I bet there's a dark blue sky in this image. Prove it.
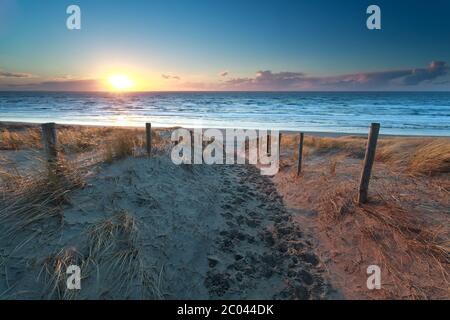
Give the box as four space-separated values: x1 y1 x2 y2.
0 0 449 91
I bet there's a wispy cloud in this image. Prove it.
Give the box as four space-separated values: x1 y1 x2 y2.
0 70 34 78
402 61 448 85
219 71 229 77
49 75 75 81
3 78 103 91
162 74 180 80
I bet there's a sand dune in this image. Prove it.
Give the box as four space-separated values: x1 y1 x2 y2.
0 123 448 299
0 149 333 299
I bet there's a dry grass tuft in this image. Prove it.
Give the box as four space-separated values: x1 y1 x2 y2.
32 211 163 300
58 127 112 154
113 130 142 159
0 157 85 240
39 248 85 300
318 182 355 222
305 136 367 158
0 128 42 150
407 139 450 175
103 129 148 163
87 211 139 258
317 182 450 299
85 211 164 299
328 155 346 176
377 138 450 176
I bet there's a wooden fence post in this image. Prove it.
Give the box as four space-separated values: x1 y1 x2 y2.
267 132 271 155
145 123 152 157
358 123 380 204
297 132 304 176
41 122 58 176
279 132 282 157
190 129 194 164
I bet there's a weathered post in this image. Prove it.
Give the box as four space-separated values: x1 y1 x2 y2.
279 132 282 157
256 135 260 153
190 129 194 164
358 123 380 204
297 132 304 176
41 122 59 177
145 123 152 157
267 132 271 155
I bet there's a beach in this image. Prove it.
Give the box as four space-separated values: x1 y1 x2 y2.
1 0 450 308
0 122 448 299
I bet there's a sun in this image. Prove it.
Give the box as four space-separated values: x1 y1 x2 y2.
108 75 134 91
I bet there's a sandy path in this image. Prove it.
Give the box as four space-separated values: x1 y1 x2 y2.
205 164 334 299
1 154 335 299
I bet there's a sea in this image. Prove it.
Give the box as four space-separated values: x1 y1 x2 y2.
0 91 449 136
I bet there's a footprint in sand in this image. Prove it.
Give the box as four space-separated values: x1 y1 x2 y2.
205 164 332 300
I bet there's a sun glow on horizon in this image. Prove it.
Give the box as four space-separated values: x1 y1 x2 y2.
107 74 134 91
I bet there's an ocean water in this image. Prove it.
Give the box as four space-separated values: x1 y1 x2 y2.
0 91 449 136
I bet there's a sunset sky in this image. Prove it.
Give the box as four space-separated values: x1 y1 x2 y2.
0 0 449 91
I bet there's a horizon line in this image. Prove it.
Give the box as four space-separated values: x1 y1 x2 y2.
1 90 450 94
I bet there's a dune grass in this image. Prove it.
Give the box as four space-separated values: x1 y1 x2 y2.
39 248 85 300
317 180 449 299
103 129 144 163
0 155 163 299
1 125 166 166
0 126 111 153
305 135 367 158
85 211 164 299
0 156 84 239
377 138 450 175
0 155 87 299
0 128 42 150
282 133 450 176
58 127 113 154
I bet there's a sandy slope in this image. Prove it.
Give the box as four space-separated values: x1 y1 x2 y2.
2 123 448 299
0 154 337 299
272 144 450 299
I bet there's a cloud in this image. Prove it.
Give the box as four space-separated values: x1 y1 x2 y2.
49 75 75 81
2 79 104 91
1 61 447 91
220 70 311 90
161 74 180 80
402 61 449 85
0 70 34 78
223 71 307 90
217 61 449 90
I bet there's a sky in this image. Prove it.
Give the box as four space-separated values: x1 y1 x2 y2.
0 0 449 91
